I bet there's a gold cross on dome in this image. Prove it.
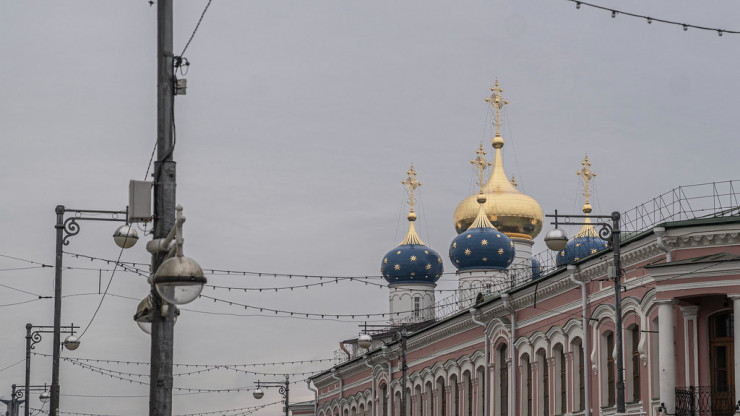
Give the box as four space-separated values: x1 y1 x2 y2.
576 154 597 204
485 80 509 137
470 144 491 190
402 164 422 212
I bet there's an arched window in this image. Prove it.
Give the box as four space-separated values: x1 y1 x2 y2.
449 375 459 416
606 332 616 407
476 366 485 416
522 354 532 416
552 345 566 415
574 338 584 411
381 384 388 416
437 378 446 416
426 382 434 416
631 325 641 402
467 373 473 416
537 349 549 416
416 385 423 416
499 345 508 416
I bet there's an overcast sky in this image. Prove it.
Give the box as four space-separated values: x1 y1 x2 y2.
1 1 738 415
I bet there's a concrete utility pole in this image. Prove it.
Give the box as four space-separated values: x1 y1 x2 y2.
150 1 177 415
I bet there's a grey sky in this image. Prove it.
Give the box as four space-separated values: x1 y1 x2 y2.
1 1 738 415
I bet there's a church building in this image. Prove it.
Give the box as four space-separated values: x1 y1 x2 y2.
302 81 740 416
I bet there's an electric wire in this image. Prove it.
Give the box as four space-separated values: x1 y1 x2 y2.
0 282 49 298
0 253 53 267
566 0 739 36
0 358 25 373
179 0 213 57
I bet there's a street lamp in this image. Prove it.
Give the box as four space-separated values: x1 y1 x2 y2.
8 384 51 416
133 294 180 334
544 209 625 413
52 206 137 416
360 326 409 416
24 323 78 416
252 376 290 416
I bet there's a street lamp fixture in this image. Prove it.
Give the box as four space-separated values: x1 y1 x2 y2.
359 326 409 416
39 391 50 404
24 323 78 416
134 294 180 334
545 209 625 413
52 206 136 416
149 206 205 305
357 333 373 350
113 224 139 249
252 376 290 416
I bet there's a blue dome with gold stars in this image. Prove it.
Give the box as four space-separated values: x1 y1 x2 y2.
449 194 515 271
381 211 443 285
555 231 609 267
557 155 609 267
531 257 543 280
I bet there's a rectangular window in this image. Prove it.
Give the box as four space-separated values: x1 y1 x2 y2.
543 356 550 416
500 347 508 416
414 297 420 318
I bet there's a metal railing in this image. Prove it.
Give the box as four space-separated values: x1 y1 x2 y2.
675 385 736 416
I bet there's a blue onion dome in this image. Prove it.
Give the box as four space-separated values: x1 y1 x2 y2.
449 194 515 271
381 210 443 285
556 205 609 267
531 257 543 280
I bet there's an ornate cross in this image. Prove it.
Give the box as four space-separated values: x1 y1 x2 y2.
470 144 491 190
485 80 509 137
402 164 422 212
576 154 597 204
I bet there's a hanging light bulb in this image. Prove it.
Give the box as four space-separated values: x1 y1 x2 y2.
611 10 616 18
647 17 652 24
575 1 581 9
683 24 688 31
718 30 724 37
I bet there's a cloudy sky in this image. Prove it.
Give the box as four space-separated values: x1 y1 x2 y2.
1 0 738 415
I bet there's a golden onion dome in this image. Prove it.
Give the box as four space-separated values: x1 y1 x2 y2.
453 136 544 239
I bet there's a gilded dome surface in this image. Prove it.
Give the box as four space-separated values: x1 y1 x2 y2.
453 141 544 239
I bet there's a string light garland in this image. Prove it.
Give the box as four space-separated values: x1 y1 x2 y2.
33 352 336 368
56 356 322 378
198 289 464 321
30 401 279 416
567 0 739 36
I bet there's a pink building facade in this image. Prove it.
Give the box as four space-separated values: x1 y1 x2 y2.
310 215 740 416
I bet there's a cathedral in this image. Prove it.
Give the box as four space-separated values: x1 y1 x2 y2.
297 81 740 416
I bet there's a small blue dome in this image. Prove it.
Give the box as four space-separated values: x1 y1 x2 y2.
556 229 609 267
381 244 443 285
531 257 543 280
381 211 443 285
449 194 515 271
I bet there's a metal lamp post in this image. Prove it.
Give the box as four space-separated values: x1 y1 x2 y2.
253 375 290 416
544 210 624 413
24 323 78 416
359 326 409 416
9 384 51 416
52 207 137 416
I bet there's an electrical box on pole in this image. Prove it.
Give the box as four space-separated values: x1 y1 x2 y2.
128 180 153 223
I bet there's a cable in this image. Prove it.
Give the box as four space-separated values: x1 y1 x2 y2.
567 0 739 36
144 140 157 180
0 298 48 308
0 358 25 373
0 253 53 267
77 244 129 339
0 282 49 298
179 0 213 57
